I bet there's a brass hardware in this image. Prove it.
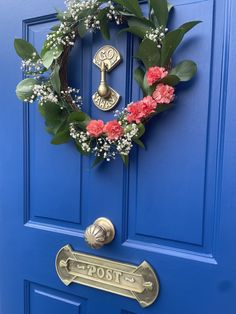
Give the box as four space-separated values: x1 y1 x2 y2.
97 62 111 98
56 245 160 308
84 217 115 249
93 45 121 111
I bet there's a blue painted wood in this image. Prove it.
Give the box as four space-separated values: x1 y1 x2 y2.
0 0 236 313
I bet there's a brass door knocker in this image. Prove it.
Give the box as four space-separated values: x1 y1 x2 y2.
93 45 121 111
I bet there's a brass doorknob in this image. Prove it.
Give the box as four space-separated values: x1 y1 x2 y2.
84 218 115 249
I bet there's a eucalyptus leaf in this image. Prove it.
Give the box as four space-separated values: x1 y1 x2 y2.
169 60 197 81
112 0 143 18
14 39 40 61
16 78 38 101
50 64 61 94
150 0 168 27
41 43 63 69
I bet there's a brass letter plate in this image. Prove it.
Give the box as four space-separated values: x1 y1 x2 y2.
56 245 159 308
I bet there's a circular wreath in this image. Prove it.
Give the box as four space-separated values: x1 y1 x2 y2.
14 0 200 166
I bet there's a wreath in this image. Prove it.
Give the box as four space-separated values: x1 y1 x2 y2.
14 0 200 166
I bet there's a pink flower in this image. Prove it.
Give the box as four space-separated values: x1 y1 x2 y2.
86 120 104 137
146 67 168 86
139 96 157 117
126 96 157 124
126 101 143 124
153 84 175 104
104 120 124 141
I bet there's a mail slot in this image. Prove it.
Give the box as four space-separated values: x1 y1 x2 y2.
56 245 160 308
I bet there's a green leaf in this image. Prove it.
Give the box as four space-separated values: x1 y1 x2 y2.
150 0 168 27
16 78 38 101
112 0 143 18
51 129 70 145
99 10 110 40
169 60 197 82
133 138 145 149
160 74 180 86
40 101 68 135
168 2 174 12
120 26 145 39
78 22 87 38
135 123 145 139
143 74 156 96
68 111 91 130
51 64 61 94
51 24 60 31
161 21 201 66
14 39 40 61
120 154 129 167
41 43 63 69
136 39 160 69
134 67 145 93
121 17 153 38
92 156 104 167
155 104 173 115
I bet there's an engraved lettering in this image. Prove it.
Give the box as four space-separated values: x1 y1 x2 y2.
97 267 105 279
113 271 122 284
87 265 96 276
105 269 113 281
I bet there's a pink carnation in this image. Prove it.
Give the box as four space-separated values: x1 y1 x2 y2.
146 67 168 86
86 120 104 137
126 101 143 124
126 96 157 124
153 84 175 104
139 96 157 117
104 120 124 141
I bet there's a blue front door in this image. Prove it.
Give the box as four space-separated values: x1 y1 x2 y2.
1 0 236 313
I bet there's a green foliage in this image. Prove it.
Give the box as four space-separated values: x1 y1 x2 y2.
149 0 169 27
51 129 70 145
161 21 201 66
169 60 197 81
134 67 145 93
38 101 68 135
120 154 129 167
160 75 180 86
112 0 143 18
98 8 110 40
136 39 160 69
14 0 200 163
50 64 61 94
68 111 90 130
78 22 87 38
41 43 64 69
92 155 104 167
16 78 38 101
14 39 40 61
122 17 154 38
133 138 145 149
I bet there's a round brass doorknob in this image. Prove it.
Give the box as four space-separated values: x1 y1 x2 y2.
84 218 115 249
